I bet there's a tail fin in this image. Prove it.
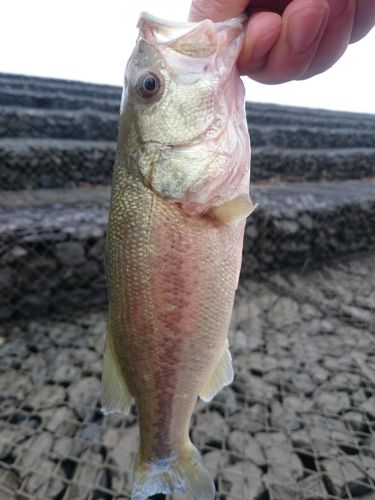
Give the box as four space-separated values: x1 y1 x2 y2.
131 444 215 500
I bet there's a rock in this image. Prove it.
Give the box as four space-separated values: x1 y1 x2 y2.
51 362 80 385
52 436 74 456
292 373 316 395
78 423 102 442
192 412 229 447
231 318 263 354
298 473 327 499
0 370 31 400
0 338 28 359
228 431 265 466
270 401 301 432
328 372 361 391
267 297 300 329
300 303 321 320
209 387 237 415
56 241 85 265
361 396 375 418
222 461 264 500
47 323 86 348
343 410 366 431
18 432 54 472
233 373 278 402
42 405 78 436
71 448 103 497
227 404 266 434
247 352 279 374
341 304 372 325
202 450 229 480
106 425 139 491
321 458 366 497
263 471 299 499
0 469 20 497
68 376 101 419
291 429 311 449
313 391 351 414
26 384 66 410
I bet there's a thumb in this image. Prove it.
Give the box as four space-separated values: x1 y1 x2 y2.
189 0 249 22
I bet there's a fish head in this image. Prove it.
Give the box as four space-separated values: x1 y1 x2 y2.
120 13 250 211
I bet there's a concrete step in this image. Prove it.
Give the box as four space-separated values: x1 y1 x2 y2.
0 107 117 141
0 179 374 319
0 72 121 100
2 107 375 149
1 138 375 189
0 89 119 113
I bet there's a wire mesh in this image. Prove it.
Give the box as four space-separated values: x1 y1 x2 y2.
0 73 375 499
0 253 375 499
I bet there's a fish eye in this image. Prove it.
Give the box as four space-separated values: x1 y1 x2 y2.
135 71 162 100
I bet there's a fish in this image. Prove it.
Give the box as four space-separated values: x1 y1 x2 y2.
102 11 256 500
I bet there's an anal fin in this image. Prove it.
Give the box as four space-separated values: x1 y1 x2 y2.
210 194 257 225
199 341 234 402
102 333 134 415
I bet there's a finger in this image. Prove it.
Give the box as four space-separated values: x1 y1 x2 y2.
299 0 356 79
189 0 248 22
237 12 282 74
350 0 375 43
248 0 330 84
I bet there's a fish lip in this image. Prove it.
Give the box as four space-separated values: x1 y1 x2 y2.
137 12 247 47
138 11 247 30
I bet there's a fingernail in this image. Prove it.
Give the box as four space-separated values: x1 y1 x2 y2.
287 6 328 53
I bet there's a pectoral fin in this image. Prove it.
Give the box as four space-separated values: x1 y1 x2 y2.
102 333 134 415
199 342 234 402
210 195 257 225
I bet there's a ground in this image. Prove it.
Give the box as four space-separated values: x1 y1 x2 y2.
0 252 374 500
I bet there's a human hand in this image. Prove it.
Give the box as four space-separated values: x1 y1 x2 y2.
189 0 375 83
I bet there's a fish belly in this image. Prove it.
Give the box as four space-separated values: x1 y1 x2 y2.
106 174 244 461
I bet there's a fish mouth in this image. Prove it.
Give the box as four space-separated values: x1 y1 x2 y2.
137 11 246 51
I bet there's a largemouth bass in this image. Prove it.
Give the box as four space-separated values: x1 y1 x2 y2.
102 12 255 500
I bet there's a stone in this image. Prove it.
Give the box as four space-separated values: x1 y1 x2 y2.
247 352 279 374
202 450 229 480
209 387 237 415
298 473 327 499
267 297 300 329
68 376 101 419
192 412 229 447
361 396 375 418
227 404 266 434
26 384 66 410
270 401 301 432
263 471 299 500
221 461 264 500
18 432 54 472
42 405 78 436
233 373 278 402
292 373 316 395
56 241 85 265
106 425 139 491
0 370 31 400
328 372 361 391
313 391 351 414
343 411 366 431
51 362 80 385
321 458 366 497
227 431 266 466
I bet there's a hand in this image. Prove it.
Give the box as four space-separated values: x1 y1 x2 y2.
189 0 375 83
